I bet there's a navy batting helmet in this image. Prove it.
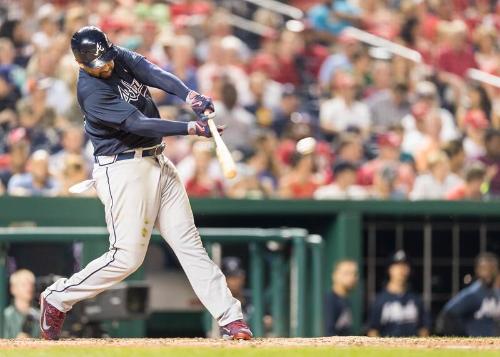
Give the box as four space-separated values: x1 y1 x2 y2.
71 26 117 68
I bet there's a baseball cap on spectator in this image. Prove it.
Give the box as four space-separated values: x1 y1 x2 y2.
464 109 489 130
221 257 245 277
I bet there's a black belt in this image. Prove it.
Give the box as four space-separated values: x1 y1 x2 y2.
94 145 165 163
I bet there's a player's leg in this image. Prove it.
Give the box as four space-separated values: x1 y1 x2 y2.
40 158 161 339
155 157 252 339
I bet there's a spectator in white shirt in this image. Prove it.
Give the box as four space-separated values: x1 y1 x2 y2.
320 72 371 137
315 161 368 200
410 151 463 200
401 81 460 155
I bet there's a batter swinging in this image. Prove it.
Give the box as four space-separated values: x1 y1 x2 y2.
39 26 253 341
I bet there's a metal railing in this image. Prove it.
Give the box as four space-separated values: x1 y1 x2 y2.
0 226 323 337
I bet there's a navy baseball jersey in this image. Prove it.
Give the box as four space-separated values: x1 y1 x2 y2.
77 46 190 156
442 281 500 336
368 289 430 337
324 291 353 336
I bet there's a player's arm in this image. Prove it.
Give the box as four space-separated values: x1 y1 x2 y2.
83 89 220 138
120 111 221 138
116 47 214 118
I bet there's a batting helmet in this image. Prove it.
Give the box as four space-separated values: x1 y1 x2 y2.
71 26 117 68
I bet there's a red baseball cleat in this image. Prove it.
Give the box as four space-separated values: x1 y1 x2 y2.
220 319 253 340
40 294 66 340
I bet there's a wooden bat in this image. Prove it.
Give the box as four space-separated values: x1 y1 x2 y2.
207 117 237 179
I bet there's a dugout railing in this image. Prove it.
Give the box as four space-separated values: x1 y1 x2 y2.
0 225 324 338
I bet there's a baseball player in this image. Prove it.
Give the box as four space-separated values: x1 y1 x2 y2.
438 252 500 336
367 251 430 337
39 26 252 340
324 259 359 336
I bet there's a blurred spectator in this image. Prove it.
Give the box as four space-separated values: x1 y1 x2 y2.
479 129 500 197
271 85 301 138
213 79 256 152
435 20 477 77
58 153 92 197
324 259 359 336
438 252 499 336
401 81 460 156
365 82 410 133
335 132 364 165
320 72 371 137
369 164 406 200
7 149 59 196
308 0 361 37
0 134 30 188
314 161 367 200
446 162 487 200
462 109 489 160
3 269 40 338
410 151 462 200
184 141 223 198
0 66 20 112
442 139 466 176
279 138 321 199
49 125 88 177
367 251 430 337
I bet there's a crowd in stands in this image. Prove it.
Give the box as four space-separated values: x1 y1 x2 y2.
0 0 499 200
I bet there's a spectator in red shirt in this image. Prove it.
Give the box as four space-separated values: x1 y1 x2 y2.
446 162 487 200
185 142 224 198
436 20 478 77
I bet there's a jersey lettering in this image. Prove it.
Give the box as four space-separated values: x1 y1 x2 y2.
381 300 418 324
118 79 147 103
474 297 500 319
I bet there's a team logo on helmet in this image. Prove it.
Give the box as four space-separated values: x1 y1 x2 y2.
95 42 105 56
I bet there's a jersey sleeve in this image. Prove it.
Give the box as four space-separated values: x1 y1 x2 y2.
82 89 138 126
324 293 341 336
115 46 190 100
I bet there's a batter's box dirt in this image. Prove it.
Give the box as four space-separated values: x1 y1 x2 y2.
0 337 499 350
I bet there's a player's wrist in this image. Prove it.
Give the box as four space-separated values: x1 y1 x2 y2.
187 121 197 135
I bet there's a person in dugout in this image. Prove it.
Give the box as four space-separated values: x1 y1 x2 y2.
437 252 500 337
3 269 40 338
324 259 359 336
367 250 430 337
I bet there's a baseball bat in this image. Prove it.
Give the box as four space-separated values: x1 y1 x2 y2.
207 117 237 179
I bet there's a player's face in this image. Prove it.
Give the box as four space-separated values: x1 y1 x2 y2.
80 60 115 78
334 262 359 292
389 262 410 284
476 259 498 286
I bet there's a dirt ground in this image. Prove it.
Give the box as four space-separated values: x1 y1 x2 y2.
0 337 498 350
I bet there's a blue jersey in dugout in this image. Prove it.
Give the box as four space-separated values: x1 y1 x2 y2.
77 46 162 156
324 291 353 336
368 289 430 337
443 280 500 336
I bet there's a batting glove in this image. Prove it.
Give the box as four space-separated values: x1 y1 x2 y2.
187 120 224 138
186 90 216 120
